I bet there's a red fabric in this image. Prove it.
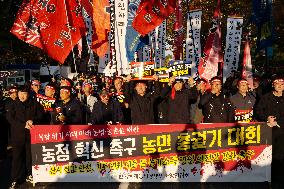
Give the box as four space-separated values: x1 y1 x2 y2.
132 0 176 36
242 40 253 88
10 0 86 64
81 0 93 16
91 0 110 57
198 0 222 85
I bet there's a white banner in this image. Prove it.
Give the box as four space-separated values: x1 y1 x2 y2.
149 27 158 66
157 20 167 68
115 0 130 75
150 20 166 68
223 17 243 82
82 8 94 66
137 45 151 62
186 9 202 78
109 0 117 75
98 48 115 77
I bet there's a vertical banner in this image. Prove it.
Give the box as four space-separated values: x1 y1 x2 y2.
137 46 151 62
109 0 117 75
186 9 202 78
157 20 167 68
198 0 222 83
149 27 159 66
115 0 129 75
173 0 184 60
242 40 253 88
150 21 167 68
126 0 142 62
82 7 94 66
223 17 243 83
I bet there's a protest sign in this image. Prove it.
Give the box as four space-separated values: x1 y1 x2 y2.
31 123 271 182
154 67 169 82
168 61 192 79
36 94 56 112
130 62 155 80
235 109 254 123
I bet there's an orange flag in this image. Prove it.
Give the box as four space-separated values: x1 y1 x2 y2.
92 0 110 57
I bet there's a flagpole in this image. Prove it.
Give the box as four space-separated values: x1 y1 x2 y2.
63 0 78 74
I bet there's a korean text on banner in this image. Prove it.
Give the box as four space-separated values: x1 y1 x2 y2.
30 123 271 182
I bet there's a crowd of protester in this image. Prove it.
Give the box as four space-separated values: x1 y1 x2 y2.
0 72 283 188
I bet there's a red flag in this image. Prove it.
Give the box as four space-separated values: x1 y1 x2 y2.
198 0 222 83
91 0 110 57
132 0 176 36
81 0 93 17
242 40 253 88
173 0 184 60
10 0 86 64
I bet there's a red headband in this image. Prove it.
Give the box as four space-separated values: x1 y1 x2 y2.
273 79 284 83
32 81 40 85
45 85 55 90
211 79 221 83
60 88 70 93
238 80 248 85
9 89 17 93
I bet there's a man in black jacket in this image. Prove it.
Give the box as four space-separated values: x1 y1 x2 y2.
199 77 235 123
110 77 132 124
255 76 284 182
55 86 83 125
255 76 284 127
162 77 198 124
6 86 44 189
0 86 18 160
190 79 207 124
124 75 165 124
91 89 123 125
